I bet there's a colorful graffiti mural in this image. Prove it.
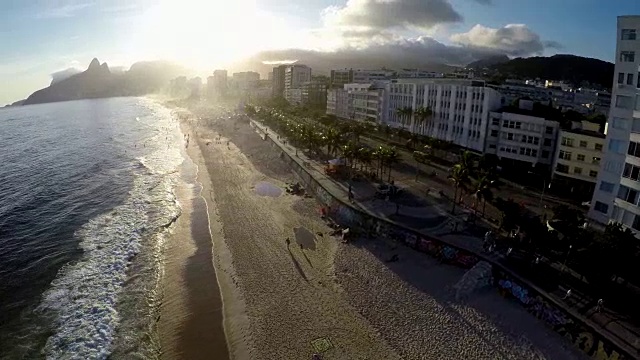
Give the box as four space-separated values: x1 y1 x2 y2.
494 271 629 360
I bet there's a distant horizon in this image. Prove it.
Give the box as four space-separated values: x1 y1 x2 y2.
2 51 616 107
1 0 637 105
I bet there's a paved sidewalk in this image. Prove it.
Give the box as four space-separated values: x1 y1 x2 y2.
252 120 640 357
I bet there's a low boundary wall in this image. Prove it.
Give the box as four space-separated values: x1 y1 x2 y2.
252 121 634 360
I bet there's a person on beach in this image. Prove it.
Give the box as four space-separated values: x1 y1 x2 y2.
285 237 290 247
596 298 604 312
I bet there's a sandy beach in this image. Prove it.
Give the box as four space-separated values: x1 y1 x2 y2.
159 102 587 360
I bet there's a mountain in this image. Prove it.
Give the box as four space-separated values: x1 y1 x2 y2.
466 54 510 69
478 54 614 89
24 58 189 105
3 99 25 108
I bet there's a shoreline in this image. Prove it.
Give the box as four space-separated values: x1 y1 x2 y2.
157 109 234 359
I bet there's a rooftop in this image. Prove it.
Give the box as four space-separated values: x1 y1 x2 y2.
563 128 606 139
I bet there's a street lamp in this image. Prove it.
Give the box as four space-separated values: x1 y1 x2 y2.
562 244 573 275
528 171 551 209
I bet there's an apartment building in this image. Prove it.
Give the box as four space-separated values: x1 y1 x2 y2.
384 79 504 153
284 65 311 104
301 81 327 108
212 70 228 96
588 16 640 230
344 82 387 123
231 71 260 91
326 88 349 118
330 69 353 88
485 101 560 170
551 122 605 200
272 65 287 98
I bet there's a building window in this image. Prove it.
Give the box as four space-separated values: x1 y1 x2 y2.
633 118 640 133
623 163 640 181
561 137 574 147
620 51 635 62
599 181 615 193
579 140 587 148
618 72 625 84
556 164 569 173
612 117 629 130
559 150 572 160
546 126 554 134
594 201 609 214
541 150 550 158
489 144 496 149
544 138 552 146
490 129 498 137
617 185 639 205
574 167 582 175
491 118 500 126
633 215 640 231
594 143 603 151
622 29 637 40
628 73 635 85
616 95 633 109
589 170 598 178
577 154 585 161
592 157 601 165
629 141 640 157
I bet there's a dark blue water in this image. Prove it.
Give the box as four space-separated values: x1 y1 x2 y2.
0 98 185 359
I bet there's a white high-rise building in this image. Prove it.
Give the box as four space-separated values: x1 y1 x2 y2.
588 16 640 230
384 79 504 153
284 65 311 104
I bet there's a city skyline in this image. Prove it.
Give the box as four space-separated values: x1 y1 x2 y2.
1 0 637 105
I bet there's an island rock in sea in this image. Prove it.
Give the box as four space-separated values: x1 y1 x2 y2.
23 58 187 105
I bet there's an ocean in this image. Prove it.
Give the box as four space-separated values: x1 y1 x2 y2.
0 97 186 359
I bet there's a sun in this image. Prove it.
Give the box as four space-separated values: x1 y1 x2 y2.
129 0 287 71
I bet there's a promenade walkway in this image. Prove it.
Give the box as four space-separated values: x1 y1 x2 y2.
252 120 640 358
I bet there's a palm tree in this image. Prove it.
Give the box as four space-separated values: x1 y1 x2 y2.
395 107 407 127
448 163 470 213
356 147 373 172
405 107 414 129
472 174 494 218
384 147 400 182
322 126 343 156
414 106 433 135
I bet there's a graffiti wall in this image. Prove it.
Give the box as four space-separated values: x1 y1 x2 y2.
494 269 630 360
261 121 632 360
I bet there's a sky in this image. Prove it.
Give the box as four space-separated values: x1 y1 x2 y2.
0 0 638 105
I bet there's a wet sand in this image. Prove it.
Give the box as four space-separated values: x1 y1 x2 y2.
157 119 229 359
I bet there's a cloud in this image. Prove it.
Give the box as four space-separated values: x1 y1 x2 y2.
450 24 561 56
36 2 92 19
50 67 83 85
231 36 507 76
322 0 463 35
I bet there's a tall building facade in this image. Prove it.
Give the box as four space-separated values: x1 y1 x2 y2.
231 71 260 91
301 81 327 108
272 65 287 98
588 16 640 229
212 70 228 96
330 69 353 88
284 65 311 104
385 79 504 153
